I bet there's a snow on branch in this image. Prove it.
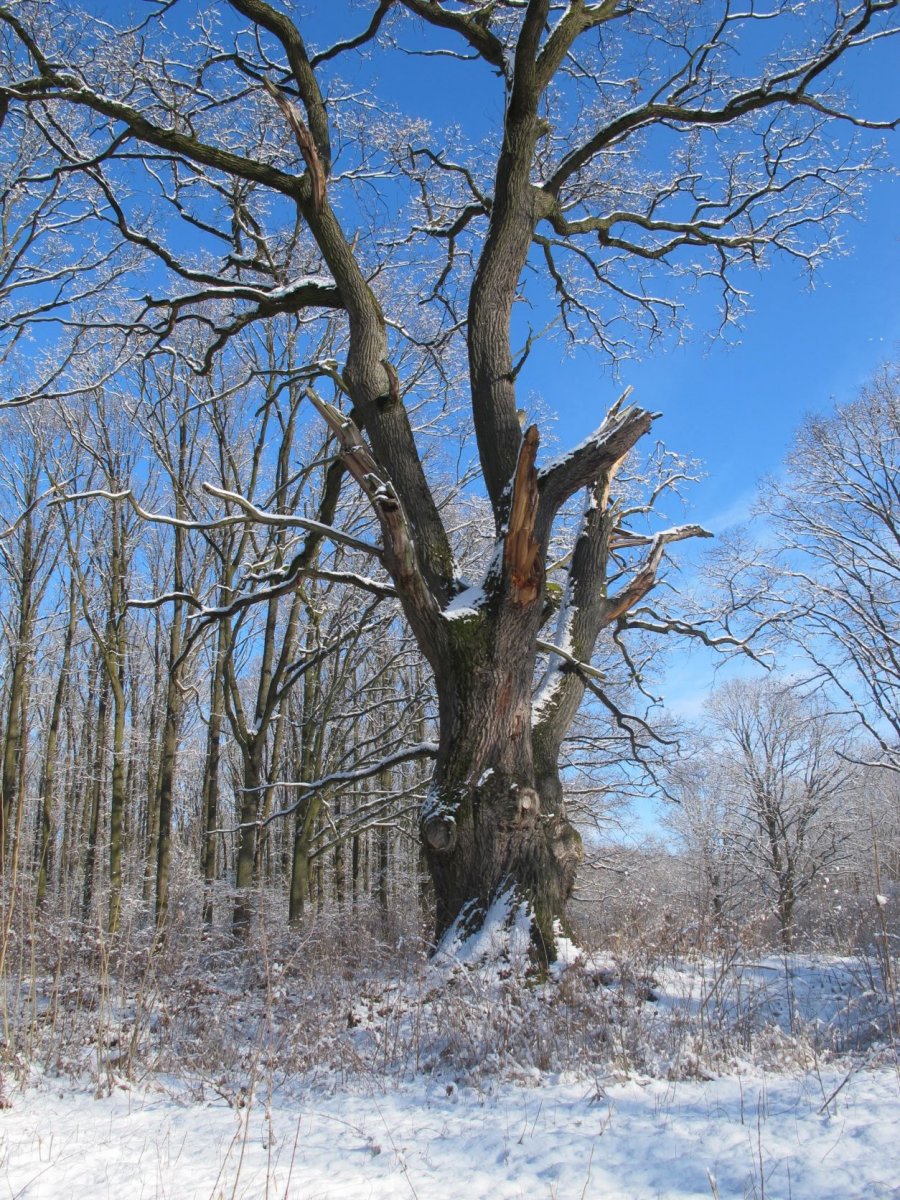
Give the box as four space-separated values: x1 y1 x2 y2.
599 523 713 627
202 483 383 557
53 484 382 558
537 392 655 520
236 742 440 830
535 637 607 685
0 481 66 540
622 612 775 668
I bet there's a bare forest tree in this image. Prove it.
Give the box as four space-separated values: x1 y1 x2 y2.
704 677 854 948
761 364 900 774
0 0 896 961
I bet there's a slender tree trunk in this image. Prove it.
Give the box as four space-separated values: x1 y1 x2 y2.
142 616 164 905
377 827 389 925
82 673 110 923
777 881 796 950
0 575 34 869
314 843 324 914
154 572 185 926
288 639 323 925
108 668 127 934
153 642 182 927
106 504 130 935
201 627 226 927
232 749 262 937
289 793 321 924
351 831 360 908
1 649 27 868
59 712 77 890
376 762 391 933
0 491 41 870
333 793 345 911
36 578 77 905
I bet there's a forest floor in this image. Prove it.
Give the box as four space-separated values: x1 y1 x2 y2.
1 906 898 1198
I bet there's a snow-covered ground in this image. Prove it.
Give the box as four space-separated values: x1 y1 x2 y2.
3 937 898 1199
2 1063 898 1199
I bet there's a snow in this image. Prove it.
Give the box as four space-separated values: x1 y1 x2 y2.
419 780 453 824
443 583 486 621
531 669 566 724
538 429 602 477
436 889 534 967
3 1065 898 1199
265 275 337 301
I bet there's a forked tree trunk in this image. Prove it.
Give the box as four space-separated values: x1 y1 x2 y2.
315 398 656 968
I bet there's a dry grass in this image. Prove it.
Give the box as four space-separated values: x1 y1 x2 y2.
2 858 896 1106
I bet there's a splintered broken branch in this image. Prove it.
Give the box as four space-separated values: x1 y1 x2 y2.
505 424 542 605
263 77 326 211
537 391 654 520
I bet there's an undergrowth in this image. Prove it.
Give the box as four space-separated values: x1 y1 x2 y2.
1 871 896 1103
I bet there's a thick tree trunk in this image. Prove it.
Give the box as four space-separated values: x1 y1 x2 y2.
421 609 582 964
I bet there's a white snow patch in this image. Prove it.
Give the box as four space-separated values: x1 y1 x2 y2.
3 1065 898 1200
443 583 486 621
436 889 533 969
266 274 337 300
548 922 583 974
531 670 566 724
419 781 453 824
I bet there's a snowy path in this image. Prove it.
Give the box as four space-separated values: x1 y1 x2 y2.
2 1067 898 1199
